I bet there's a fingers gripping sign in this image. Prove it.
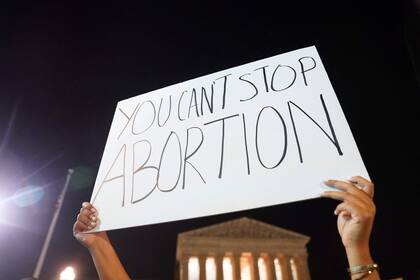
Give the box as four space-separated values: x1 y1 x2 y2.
73 202 109 249
72 202 131 279
321 176 376 249
349 176 375 198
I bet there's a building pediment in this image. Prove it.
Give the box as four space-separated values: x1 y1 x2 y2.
179 217 309 242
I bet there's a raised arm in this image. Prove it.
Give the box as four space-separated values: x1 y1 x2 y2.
322 176 380 280
73 202 131 280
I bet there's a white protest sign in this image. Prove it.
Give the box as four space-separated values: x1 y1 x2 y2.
90 46 369 231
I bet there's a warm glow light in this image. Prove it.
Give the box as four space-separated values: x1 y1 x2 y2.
188 257 199 280
274 258 283 280
60 266 76 280
290 258 299 280
258 257 268 280
240 255 251 280
206 257 216 280
223 257 233 280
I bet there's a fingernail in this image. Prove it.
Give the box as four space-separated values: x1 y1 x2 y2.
334 210 338 215
91 216 97 221
90 222 96 226
87 225 92 230
91 208 96 213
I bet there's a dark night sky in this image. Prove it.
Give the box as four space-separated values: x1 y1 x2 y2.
0 1 418 279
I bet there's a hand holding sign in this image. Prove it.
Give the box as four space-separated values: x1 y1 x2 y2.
76 176 379 280
73 202 106 249
73 203 131 279
322 177 379 279
323 176 375 249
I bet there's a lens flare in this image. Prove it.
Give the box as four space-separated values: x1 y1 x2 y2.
12 185 44 207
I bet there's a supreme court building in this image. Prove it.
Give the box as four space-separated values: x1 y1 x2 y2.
176 217 311 280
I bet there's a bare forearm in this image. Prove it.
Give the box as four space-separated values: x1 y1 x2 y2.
345 245 380 280
89 239 131 280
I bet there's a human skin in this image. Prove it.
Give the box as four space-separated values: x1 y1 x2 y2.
73 202 130 280
322 176 380 280
74 175 379 280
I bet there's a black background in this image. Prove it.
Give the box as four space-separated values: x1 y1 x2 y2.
0 1 418 279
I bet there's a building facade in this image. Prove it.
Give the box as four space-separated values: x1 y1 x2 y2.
176 217 311 280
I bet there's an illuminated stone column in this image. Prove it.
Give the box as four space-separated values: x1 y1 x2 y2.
251 253 260 280
265 254 276 280
277 254 293 280
215 255 224 280
199 255 207 280
181 255 189 280
233 253 242 280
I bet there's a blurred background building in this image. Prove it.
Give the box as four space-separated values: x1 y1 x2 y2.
176 217 310 280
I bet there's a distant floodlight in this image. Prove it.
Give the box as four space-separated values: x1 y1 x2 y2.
59 266 76 280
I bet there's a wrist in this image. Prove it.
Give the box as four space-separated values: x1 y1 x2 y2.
88 235 111 254
345 244 373 267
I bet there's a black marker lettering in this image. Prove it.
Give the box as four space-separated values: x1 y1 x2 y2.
298 56 317 86
242 113 251 175
117 104 140 139
255 106 288 169
157 131 182 192
177 90 189 121
157 95 172 127
182 127 206 189
215 74 232 109
188 88 200 118
271 64 297 92
200 84 214 115
254 65 270 93
239 73 258 102
132 140 158 203
132 100 156 135
92 144 127 206
204 114 239 178
288 94 343 163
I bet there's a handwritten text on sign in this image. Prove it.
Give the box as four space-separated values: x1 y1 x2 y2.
90 46 368 231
